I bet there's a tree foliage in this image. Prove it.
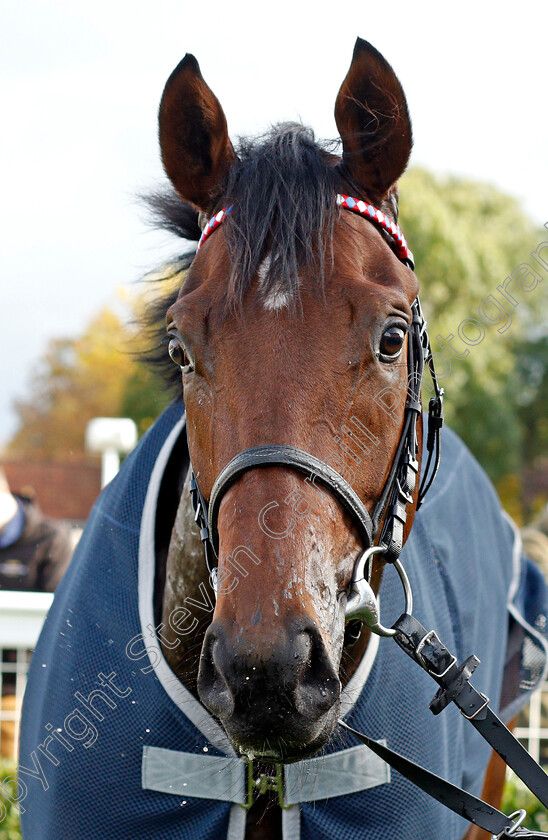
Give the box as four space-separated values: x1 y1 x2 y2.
399 168 547 497
8 306 172 460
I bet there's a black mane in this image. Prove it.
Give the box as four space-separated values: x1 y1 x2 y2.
140 123 340 384
137 255 194 390
147 124 339 305
222 123 339 309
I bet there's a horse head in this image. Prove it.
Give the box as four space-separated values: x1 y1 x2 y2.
159 39 426 762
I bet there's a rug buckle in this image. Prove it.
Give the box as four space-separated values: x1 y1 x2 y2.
242 760 291 810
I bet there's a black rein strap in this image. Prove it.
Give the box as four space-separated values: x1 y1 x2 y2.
339 612 548 838
339 719 515 837
393 613 548 809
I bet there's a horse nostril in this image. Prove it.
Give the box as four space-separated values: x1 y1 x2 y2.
197 629 234 718
198 619 340 741
294 625 341 715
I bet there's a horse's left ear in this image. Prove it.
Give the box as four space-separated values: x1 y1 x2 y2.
159 54 237 211
335 38 412 201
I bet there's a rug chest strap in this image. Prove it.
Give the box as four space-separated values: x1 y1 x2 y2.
393 613 548 810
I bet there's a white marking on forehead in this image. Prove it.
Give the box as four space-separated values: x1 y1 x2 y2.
257 253 291 311
264 289 291 311
257 254 271 284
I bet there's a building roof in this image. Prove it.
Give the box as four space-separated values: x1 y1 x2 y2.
3 459 101 522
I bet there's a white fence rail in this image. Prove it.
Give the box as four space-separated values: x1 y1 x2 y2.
0 592 547 767
0 591 53 760
514 680 548 765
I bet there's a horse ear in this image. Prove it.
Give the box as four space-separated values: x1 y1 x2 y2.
335 38 412 200
159 54 237 211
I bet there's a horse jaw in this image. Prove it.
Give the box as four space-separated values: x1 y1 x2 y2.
159 469 212 692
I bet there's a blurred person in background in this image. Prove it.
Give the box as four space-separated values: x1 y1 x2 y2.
0 466 72 592
0 466 73 757
522 502 548 584
521 527 548 579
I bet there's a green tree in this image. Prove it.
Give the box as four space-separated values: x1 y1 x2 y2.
0 760 21 840
399 168 547 495
8 305 172 460
514 334 548 515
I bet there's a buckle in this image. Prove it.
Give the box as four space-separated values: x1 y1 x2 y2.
428 397 444 430
415 630 457 678
491 810 527 839
242 760 290 810
395 477 414 507
461 691 490 720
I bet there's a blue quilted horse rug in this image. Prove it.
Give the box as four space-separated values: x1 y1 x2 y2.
18 400 548 840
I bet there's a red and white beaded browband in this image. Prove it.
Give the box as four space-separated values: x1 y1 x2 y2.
196 194 414 269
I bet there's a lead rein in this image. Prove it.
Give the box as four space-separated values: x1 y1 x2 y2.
392 613 548 807
340 611 548 837
338 718 547 839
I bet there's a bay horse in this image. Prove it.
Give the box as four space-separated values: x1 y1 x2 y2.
18 37 548 840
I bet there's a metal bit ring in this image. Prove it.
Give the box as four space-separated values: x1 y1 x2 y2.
345 546 413 637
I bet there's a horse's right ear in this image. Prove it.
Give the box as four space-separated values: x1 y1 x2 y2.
159 54 237 211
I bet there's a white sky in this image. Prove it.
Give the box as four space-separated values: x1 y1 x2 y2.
1 1 547 445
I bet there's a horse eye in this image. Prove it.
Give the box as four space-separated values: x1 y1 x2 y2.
168 337 190 370
379 326 406 360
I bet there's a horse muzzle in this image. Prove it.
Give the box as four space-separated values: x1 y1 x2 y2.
197 617 341 760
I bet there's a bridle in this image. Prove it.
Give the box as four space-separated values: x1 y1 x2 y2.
189 195 444 626
187 192 445 635
183 194 548 836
